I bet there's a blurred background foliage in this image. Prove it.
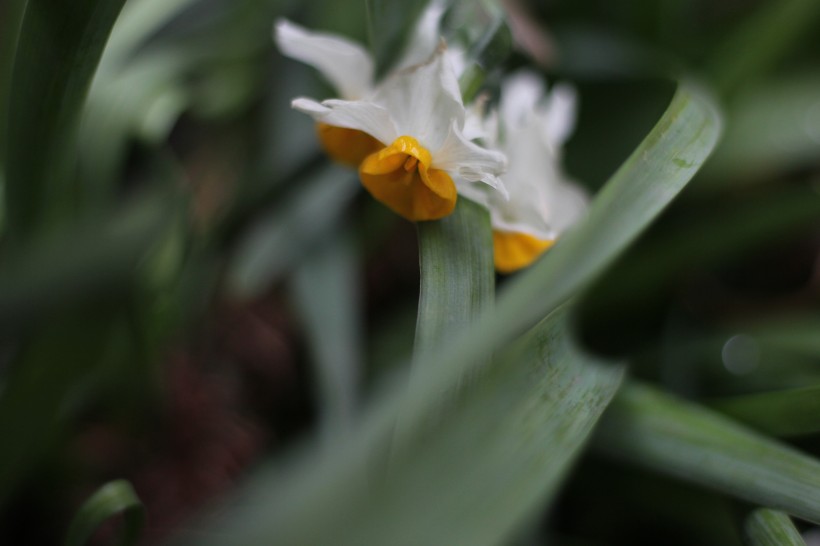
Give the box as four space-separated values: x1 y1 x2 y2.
0 0 819 544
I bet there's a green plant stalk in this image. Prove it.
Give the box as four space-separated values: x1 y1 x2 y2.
65 480 144 546
745 509 807 546
414 198 494 361
596 382 820 524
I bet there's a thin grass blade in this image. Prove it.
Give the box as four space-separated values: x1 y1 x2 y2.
596 382 820 524
745 509 807 546
710 385 820 438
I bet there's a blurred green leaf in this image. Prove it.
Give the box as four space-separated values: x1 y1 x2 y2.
596 382 820 524
708 0 820 96
745 508 807 546
172 308 623 546
705 72 820 184
365 0 429 75
227 163 359 298
65 480 144 546
710 384 820 438
411 80 722 382
0 190 179 328
4 0 129 239
0 0 27 171
291 223 363 439
579 186 820 325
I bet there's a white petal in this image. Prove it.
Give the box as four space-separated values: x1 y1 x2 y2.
434 121 508 197
274 19 374 100
396 0 447 69
488 117 587 239
455 177 493 209
292 97 398 145
488 120 558 238
500 70 544 132
462 98 490 141
542 83 578 147
444 45 468 78
548 177 589 233
372 50 464 150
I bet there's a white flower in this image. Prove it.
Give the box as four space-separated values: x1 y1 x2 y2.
273 2 466 172
460 70 588 272
273 0 447 101
291 50 507 221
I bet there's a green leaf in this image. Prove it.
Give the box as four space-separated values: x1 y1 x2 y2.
704 72 820 184
710 385 820 438
290 223 363 439
171 309 623 546
745 509 807 546
0 0 27 170
596 382 820 524
707 0 820 96
4 0 129 239
410 80 722 382
227 163 360 298
65 480 145 546
0 190 178 328
579 186 820 322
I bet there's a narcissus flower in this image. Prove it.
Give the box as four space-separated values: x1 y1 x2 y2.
459 71 588 273
273 1 447 168
288 50 507 222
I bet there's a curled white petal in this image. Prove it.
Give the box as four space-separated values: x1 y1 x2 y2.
274 19 374 100
434 121 508 198
292 97 398 145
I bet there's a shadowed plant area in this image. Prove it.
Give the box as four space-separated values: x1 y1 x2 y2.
0 0 819 544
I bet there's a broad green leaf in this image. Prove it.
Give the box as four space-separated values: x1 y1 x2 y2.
710 385 820 438
65 480 145 546
745 509 807 546
410 81 722 382
291 224 363 439
171 309 623 546
4 0 129 239
596 382 820 524
414 198 494 359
